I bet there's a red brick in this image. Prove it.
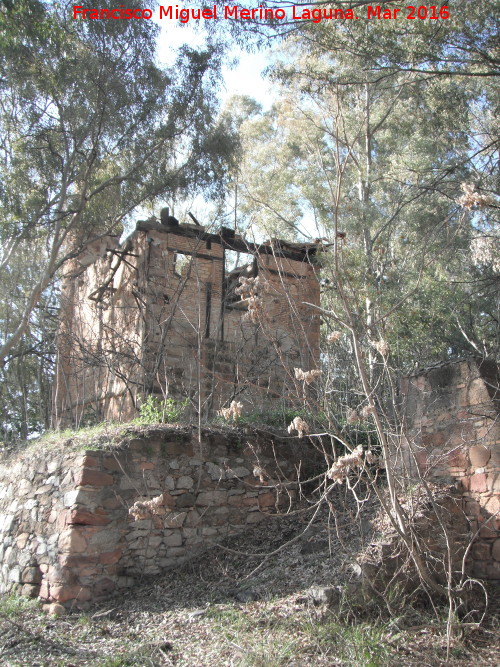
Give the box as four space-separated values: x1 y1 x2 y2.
140 462 155 470
75 469 114 487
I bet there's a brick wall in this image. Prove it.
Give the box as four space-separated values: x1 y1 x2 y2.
53 223 321 427
399 358 500 579
0 426 301 607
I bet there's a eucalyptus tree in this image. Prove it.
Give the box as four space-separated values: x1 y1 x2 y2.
0 0 236 435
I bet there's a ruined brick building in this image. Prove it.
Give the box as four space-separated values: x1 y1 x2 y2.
53 216 321 427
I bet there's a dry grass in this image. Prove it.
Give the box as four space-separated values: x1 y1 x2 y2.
1 506 499 667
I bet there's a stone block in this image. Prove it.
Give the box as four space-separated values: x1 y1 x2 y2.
165 511 187 528
164 532 182 547
470 473 487 493
167 547 186 557
491 539 500 562
21 566 42 584
447 448 467 468
486 561 500 579
469 445 491 468
102 496 123 509
176 475 194 490
58 528 87 553
68 509 111 526
99 549 122 565
258 492 275 509
21 584 40 598
175 492 195 508
50 585 92 604
81 456 100 469
103 457 122 472
88 528 122 551
75 469 114 487
472 542 491 561
479 522 498 539
484 494 500 514
196 490 228 506
488 474 500 493
16 533 30 549
93 578 116 598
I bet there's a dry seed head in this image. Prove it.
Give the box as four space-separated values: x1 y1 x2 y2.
458 182 497 210
287 416 309 438
360 404 375 419
218 400 243 421
326 331 342 343
294 367 321 384
346 408 360 424
326 445 379 483
372 339 389 356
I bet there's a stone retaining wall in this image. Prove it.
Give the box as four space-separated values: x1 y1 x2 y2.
0 426 301 607
400 358 500 579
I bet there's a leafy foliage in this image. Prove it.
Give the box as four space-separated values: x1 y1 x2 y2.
135 395 189 425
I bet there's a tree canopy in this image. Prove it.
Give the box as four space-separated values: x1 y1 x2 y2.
0 0 237 436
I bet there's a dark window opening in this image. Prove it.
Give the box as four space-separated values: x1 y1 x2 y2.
173 251 192 278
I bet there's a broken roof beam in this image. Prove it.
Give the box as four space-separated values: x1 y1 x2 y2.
135 220 319 262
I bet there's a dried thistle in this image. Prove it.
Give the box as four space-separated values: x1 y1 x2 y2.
346 408 360 424
458 182 497 210
253 465 266 483
235 276 270 324
326 444 379 483
372 339 389 356
294 367 321 384
129 493 166 520
235 275 270 298
287 416 309 438
326 330 342 343
360 404 375 419
218 400 243 421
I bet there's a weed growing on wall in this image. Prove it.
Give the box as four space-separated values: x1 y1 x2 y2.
134 396 189 425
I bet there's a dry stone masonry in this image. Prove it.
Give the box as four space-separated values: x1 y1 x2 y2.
0 427 301 607
400 358 500 580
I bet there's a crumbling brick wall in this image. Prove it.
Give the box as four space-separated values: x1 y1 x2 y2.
53 221 321 428
399 358 500 579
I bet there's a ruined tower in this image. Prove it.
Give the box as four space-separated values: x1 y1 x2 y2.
53 219 321 427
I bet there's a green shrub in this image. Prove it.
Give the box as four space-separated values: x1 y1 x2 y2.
134 395 188 425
